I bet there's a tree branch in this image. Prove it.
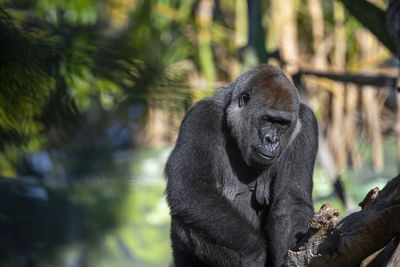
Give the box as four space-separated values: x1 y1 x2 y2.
286 175 400 266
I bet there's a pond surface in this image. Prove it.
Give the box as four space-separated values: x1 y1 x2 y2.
0 147 172 267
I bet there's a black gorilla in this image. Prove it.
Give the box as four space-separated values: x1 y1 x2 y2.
165 65 318 267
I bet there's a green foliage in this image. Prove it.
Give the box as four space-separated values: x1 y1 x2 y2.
1 0 398 265
0 0 197 174
118 186 171 266
0 11 54 135
36 0 99 25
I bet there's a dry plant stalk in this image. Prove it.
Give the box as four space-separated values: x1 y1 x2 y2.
327 1 347 170
344 84 362 169
307 0 327 71
361 86 384 171
270 0 299 74
358 29 384 172
143 100 178 146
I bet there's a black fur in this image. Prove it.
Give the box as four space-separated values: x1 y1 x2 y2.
165 65 318 267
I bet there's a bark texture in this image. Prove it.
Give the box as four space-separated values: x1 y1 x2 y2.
285 175 400 267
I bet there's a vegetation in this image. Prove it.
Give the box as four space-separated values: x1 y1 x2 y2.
0 0 399 266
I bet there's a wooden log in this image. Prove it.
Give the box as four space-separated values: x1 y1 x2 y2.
285 175 400 267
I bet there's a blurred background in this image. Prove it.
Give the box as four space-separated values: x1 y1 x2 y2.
0 0 399 266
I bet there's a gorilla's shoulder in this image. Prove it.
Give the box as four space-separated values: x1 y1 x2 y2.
297 103 318 150
177 97 225 143
299 103 318 133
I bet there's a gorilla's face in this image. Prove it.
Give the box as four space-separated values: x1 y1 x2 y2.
226 65 301 167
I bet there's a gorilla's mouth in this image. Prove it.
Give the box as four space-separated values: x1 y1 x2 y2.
256 151 274 160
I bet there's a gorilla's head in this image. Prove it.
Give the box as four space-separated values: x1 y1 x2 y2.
226 65 301 167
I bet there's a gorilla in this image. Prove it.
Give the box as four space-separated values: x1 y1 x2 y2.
165 65 318 267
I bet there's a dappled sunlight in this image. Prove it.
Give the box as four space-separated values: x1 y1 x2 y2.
1 0 399 265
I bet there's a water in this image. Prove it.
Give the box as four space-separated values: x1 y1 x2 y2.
0 147 172 267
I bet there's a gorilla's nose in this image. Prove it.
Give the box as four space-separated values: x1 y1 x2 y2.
264 134 279 145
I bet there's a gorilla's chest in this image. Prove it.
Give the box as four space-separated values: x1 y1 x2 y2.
219 172 271 230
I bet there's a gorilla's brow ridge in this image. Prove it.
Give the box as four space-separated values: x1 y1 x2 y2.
255 76 296 112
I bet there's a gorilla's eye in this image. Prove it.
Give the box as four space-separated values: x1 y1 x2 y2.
238 93 250 107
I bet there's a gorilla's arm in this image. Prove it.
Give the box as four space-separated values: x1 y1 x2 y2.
166 99 266 265
265 103 318 267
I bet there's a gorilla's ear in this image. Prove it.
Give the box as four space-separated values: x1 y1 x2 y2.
238 92 250 107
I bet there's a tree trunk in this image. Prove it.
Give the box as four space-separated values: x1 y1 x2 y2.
246 0 267 63
285 175 400 266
